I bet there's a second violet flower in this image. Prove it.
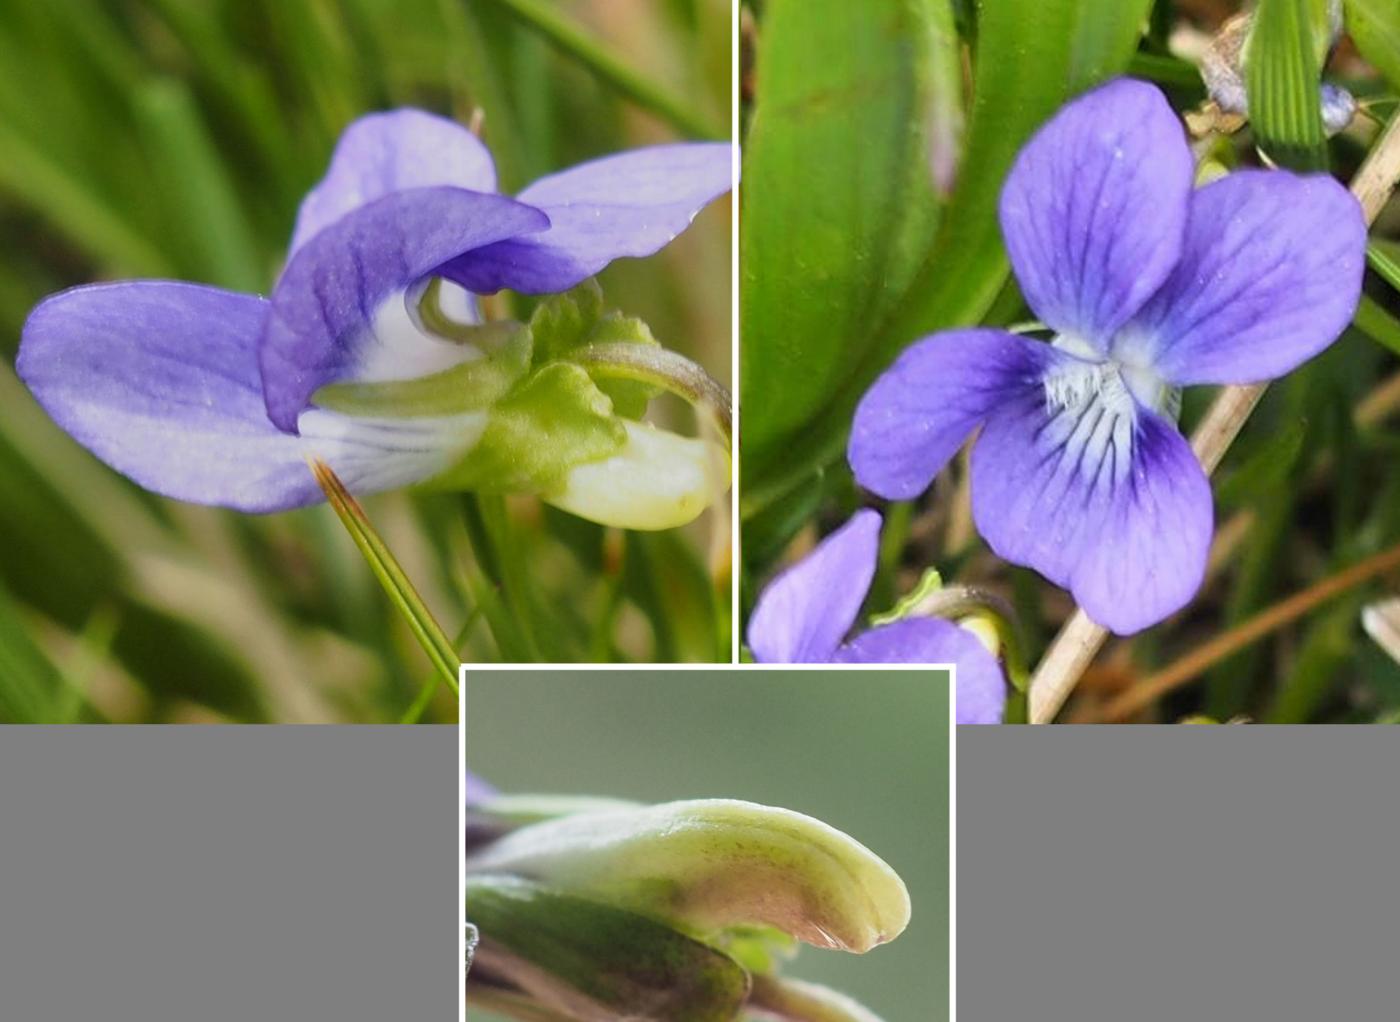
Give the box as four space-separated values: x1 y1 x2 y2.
849 78 1366 635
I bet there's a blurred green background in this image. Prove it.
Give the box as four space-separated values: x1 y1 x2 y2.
466 668 951 1021
0 0 733 723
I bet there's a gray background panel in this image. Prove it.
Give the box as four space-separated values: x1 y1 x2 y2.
0 725 455 1021
958 726 1400 1021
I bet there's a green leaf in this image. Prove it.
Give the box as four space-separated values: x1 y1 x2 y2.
1248 0 1328 170
1346 0 1400 91
739 0 949 466
886 0 1156 341
436 362 627 494
741 0 1153 520
463 798 911 953
465 874 751 1022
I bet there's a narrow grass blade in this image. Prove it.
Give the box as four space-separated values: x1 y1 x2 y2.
1369 238 1400 291
1353 293 1400 356
311 460 460 694
482 0 724 139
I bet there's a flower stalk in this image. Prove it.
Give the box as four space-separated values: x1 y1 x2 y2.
1029 110 1400 724
572 341 733 449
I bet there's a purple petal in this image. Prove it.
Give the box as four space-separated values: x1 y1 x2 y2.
834 618 1006 725
289 109 498 254
466 772 496 806
849 330 1060 500
259 187 548 432
440 143 733 294
747 510 882 663
1114 170 1367 385
971 388 1212 635
18 282 326 512
19 282 481 513
999 78 1193 348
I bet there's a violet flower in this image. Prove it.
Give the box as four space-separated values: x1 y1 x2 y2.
18 110 731 528
746 509 1006 724
849 78 1365 635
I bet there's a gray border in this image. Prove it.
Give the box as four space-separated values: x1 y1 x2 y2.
0 725 456 1021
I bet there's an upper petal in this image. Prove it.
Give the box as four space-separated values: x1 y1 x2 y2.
260 186 548 432
440 142 733 295
747 509 881 663
289 109 498 254
999 78 1194 349
1114 170 1367 385
834 618 1007 725
849 329 1060 500
18 281 478 513
970 382 1212 635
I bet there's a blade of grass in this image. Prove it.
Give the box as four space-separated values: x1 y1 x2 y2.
1354 293 1400 355
402 609 480 723
1370 238 1400 291
481 0 725 139
1096 538 1400 721
311 460 460 695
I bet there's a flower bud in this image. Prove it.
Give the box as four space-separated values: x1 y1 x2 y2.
464 798 910 953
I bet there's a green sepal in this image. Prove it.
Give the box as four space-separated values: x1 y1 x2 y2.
466 873 751 1022
311 320 532 417
431 362 627 494
530 278 608 362
529 279 663 419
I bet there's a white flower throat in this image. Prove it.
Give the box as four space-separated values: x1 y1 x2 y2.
1039 334 1180 486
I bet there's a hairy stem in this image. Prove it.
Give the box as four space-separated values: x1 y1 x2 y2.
1029 110 1400 724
